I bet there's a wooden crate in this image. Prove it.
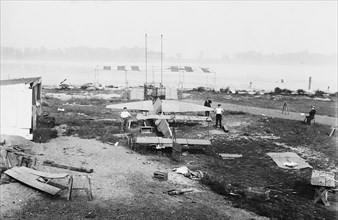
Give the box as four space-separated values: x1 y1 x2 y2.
154 171 168 181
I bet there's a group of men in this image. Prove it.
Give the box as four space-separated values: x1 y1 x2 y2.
120 97 316 132
204 97 224 128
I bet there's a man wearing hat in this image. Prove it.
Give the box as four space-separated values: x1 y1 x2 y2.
305 106 316 125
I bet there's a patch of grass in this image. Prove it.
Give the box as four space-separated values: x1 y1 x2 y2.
33 128 58 143
197 115 337 219
186 91 337 117
226 110 247 115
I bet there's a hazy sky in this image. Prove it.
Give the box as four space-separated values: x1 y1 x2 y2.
1 1 337 58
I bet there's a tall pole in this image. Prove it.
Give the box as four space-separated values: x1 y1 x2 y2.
214 71 216 90
308 76 312 91
125 69 128 88
161 34 163 86
145 34 148 84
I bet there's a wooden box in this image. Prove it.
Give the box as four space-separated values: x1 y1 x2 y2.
140 126 152 134
154 171 168 181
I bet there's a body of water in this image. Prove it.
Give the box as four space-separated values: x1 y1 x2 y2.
1 59 336 92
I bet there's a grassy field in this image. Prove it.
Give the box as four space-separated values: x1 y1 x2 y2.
164 113 338 219
186 91 338 117
36 89 337 219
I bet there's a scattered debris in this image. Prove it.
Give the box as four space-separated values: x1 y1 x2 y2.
283 161 298 168
244 187 270 201
182 151 189 156
222 125 229 132
43 160 94 173
260 135 280 140
219 153 243 159
173 166 204 180
329 126 336 137
167 188 195 196
54 124 68 136
173 166 189 175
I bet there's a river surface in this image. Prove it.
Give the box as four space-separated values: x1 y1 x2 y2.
1 59 336 92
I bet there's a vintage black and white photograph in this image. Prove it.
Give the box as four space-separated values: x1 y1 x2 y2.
0 0 337 219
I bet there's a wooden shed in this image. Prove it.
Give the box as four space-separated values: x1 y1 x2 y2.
0 77 42 140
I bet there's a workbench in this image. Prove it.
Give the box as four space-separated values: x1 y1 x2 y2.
310 170 336 206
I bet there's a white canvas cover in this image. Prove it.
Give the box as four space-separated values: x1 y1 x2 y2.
267 152 313 170
106 99 214 113
106 100 154 112
161 100 213 113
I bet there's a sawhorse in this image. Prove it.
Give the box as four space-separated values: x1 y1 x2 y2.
313 186 331 206
67 175 93 201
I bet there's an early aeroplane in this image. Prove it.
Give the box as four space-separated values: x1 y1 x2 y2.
106 98 214 150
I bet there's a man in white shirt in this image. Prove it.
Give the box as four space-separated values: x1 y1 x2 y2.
120 107 132 132
215 104 224 128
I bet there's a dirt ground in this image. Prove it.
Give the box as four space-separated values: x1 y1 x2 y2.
0 136 267 220
1 89 337 220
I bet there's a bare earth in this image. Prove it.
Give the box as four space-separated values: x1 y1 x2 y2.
0 136 268 220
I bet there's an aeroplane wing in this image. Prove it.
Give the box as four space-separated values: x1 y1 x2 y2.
106 100 154 111
106 99 214 113
161 100 214 113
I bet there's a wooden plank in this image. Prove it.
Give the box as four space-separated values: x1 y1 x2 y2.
176 138 211 146
43 161 93 173
4 169 61 195
135 137 211 146
329 127 336 137
14 166 69 179
135 137 172 144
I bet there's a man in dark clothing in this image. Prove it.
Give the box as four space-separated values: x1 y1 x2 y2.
305 106 316 125
204 97 212 116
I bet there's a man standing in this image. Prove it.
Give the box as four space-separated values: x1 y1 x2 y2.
215 104 224 128
120 107 131 132
282 101 289 115
204 97 212 116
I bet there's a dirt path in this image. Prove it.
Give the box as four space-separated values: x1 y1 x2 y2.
1 136 268 220
184 99 337 127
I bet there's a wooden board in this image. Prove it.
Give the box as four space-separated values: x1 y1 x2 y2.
311 170 335 187
136 114 210 122
135 137 173 145
176 138 211 146
14 166 69 179
135 137 211 146
4 169 61 195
